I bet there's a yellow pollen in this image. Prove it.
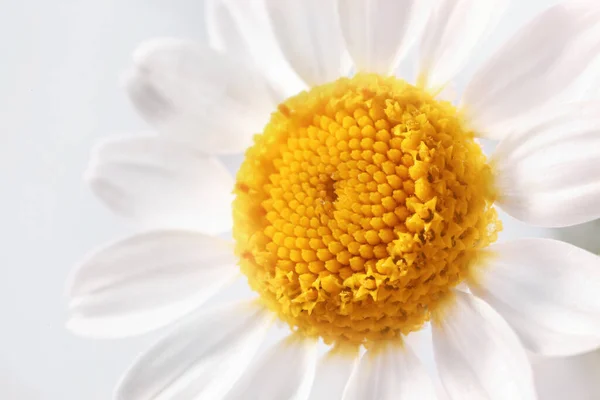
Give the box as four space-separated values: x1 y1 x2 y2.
233 73 500 346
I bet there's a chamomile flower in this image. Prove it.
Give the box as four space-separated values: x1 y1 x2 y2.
67 1 600 399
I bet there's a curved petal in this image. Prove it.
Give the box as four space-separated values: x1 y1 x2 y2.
532 350 600 400
116 301 272 400
66 230 238 337
469 238 600 356
462 2 600 139
205 0 306 99
493 102 600 227
263 0 350 87
337 0 421 75
342 342 437 400
86 135 233 234
223 336 318 400
124 38 275 154
418 0 508 90
308 349 358 399
432 291 536 400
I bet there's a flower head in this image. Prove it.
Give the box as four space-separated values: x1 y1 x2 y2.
67 1 600 399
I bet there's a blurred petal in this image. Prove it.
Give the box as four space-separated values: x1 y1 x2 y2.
125 38 275 154
337 0 421 74
532 350 600 400
67 230 238 337
205 0 247 56
463 2 600 139
116 302 272 400
86 135 233 234
263 0 350 86
205 0 306 99
470 238 600 356
433 291 536 400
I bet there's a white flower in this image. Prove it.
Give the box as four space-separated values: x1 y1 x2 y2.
66 1 600 399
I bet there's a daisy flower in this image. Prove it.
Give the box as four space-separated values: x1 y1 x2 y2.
67 0 600 399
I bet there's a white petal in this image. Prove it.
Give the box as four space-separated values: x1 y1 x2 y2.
263 0 350 86
462 2 600 139
404 325 452 400
205 0 248 56
125 38 275 154
432 291 536 400
308 350 357 400
337 0 420 75
205 0 306 99
86 135 233 234
418 0 508 90
116 302 272 400
552 218 600 255
532 350 600 400
469 238 600 356
493 102 600 227
342 342 437 400
223 336 318 400
66 230 238 337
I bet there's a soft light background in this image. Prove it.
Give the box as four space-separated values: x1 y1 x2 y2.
3 0 596 398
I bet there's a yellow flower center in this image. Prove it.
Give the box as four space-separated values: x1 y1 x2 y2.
233 74 500 346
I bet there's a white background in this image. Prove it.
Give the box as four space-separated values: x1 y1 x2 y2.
2 0 593 398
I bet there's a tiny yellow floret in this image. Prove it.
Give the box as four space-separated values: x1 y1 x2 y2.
233 74 499 346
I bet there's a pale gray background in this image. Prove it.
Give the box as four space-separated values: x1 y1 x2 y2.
1 0 587 398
